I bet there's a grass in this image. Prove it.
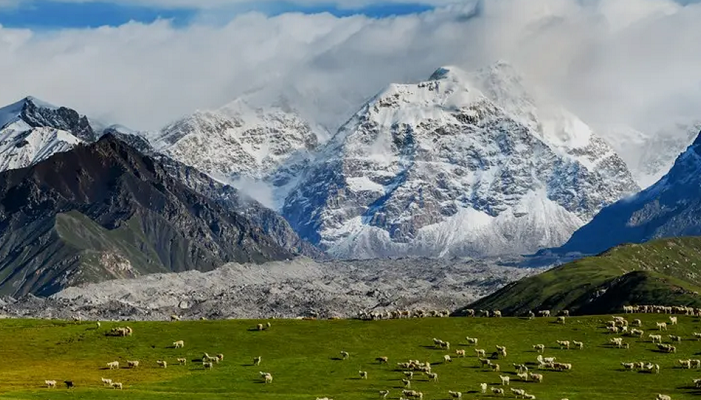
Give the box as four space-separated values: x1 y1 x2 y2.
2 315 701 399
467 237 701 316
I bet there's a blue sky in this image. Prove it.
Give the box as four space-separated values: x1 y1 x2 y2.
0 1 436 29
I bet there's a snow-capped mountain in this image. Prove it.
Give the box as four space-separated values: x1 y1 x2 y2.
601 122 700 188
0 97 95 173
148 99 329 209
283 63 640 259
554 127 701 256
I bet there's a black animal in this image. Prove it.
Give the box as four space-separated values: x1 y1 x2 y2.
64 380 74 389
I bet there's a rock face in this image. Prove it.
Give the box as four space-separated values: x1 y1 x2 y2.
148 99 329 210
283 63 640 259
0 135 294 297
555 129 701 256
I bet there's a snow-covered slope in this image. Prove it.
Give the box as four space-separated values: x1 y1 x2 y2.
148 99 329 209
0 97 95 173
283 63 640 259
554 127 701 256
601 122 700 188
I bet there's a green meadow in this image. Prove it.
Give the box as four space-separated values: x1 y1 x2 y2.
0 315 699 399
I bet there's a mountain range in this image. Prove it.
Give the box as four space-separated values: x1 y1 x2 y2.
0 62 698 286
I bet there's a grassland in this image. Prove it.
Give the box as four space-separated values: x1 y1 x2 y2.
468 237 701 316
2 315 701 399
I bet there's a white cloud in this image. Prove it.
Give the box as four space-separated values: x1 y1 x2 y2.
0 0 699 138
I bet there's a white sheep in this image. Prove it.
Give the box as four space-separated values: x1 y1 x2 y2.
480 383 487 393
203 362 213 369
156 360 167 368
359 370 368 379
448 390 462 398
112 382 123 390
694 378 701 388
341 351 349 360
491 363 501 372
465 336 478 345
264 373 273 383
455 349 466 357
101 377 112 386
557 316 566 324
427 372 438 382
127 360 139 368
254 356 262 366
500 375 510 385
532 344 545 353
669 316 678 325
475 349 486 357
529 373 544 383
216 354 224 362
511 388 526 397
402 379 411 388
491 387 505 395
443 355 452 363
173 340 184 349
403 371 414 380
556 340 570 349
657 322 668 331
656 395 671 400
376 356 389 364
45 380 56 388
107 361 119 370
177 358 187 365
573 340 584 349
649 334 663 343
379 390 390 399
524 394 536 400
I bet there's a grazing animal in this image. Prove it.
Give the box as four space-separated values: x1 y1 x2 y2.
341 351 349 360
533 344 545 353
45 380 56 388
359 370 368 379
264 373 273 383
403 371 414 380
427 372 438 382
156 360 167 368
112 382 123 390
656 395 671 400
107 361 119 370
443 355 452 363
455 349 466 357
64 381 74 389
376 356 389 364
173 340 184 348
448 390 462 398
254 356 262 366
402 379 411 388
203 362 213 369
475 349 486 357
101 378 112 386
657 322 668 331
379 390 390 399
480 382 487 393
177 358 187 365
500 375 510 386
491 387 505 395
127 360 139 368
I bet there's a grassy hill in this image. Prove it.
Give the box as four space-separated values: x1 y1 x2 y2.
465 237 701 316
1 315 701 399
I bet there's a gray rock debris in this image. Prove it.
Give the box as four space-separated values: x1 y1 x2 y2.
0 257 545 320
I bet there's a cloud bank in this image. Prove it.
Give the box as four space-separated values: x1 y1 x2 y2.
0 0 699 135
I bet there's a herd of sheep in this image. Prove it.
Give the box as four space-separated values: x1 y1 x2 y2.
37 305 701 399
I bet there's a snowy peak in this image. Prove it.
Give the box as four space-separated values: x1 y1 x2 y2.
0 96 96 142
283 63 639 259
150 98 329 210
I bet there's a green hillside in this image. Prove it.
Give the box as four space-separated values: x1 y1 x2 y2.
465 237 701 316
1 315 701 399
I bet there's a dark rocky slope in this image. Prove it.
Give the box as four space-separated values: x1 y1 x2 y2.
0 135 294 296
